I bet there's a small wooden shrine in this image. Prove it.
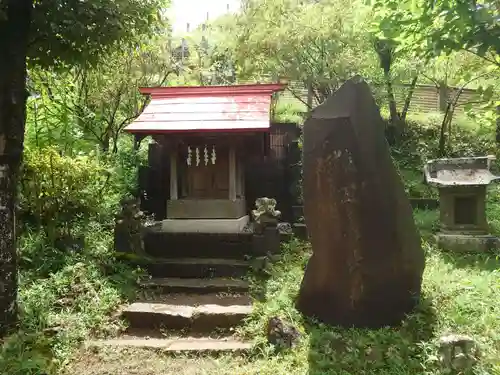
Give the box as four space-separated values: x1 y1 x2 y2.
124 84 285 233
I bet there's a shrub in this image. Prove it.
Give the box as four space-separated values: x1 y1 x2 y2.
20 147 113 240
18 143 146 247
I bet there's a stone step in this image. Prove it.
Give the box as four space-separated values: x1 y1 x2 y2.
143 230 254 259
140 277 250 294
144 257 252 279
123 297 252 331
88 336 252 353
136 292 252 306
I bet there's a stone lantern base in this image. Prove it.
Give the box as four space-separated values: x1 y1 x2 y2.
435 186 498 252
436 233 498 253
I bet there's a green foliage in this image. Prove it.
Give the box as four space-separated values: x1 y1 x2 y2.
27 38 174 153
413 209 439 237
72 43 174 152
180 21 238 86
0 0 168 371
20 147 114 239
225 0 379 106
18 133 146 264
0 332 56 375
372 0 500 63
371 0 499 137
273 99 306 124
2 138 144 373
104 136 149 196
29 0 170 68
25 73 86 152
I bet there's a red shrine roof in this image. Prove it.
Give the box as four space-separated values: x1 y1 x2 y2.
123 83 286 134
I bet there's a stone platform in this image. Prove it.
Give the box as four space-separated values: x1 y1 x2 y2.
166 199 246 219
161 216 250 233
436 233 498 253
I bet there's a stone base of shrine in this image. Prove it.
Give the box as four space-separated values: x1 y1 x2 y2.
160 215 250 234
436 233 498 253
167 199 246 219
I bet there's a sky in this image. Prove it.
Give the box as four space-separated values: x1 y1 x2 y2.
170 0 240 34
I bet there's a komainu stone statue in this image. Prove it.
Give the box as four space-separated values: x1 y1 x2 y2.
114 197 145 254
252 197 281 233
296 77 425 328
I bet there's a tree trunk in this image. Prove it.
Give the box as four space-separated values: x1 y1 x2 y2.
306 78 314 114
101 131 111 153
383 71 400 145
384 71 399 125
0 0 33 336
400 75 418 122
438 84 449 112
438 87 464 156
496 105 500 145
438 101 453 157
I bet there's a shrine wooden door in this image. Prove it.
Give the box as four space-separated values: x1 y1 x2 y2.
187 149 229 199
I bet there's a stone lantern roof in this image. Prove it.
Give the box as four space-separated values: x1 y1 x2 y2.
424 155 500 187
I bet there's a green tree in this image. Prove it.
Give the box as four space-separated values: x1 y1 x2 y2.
225 0 379 109
373 0 500 151
166 18 237 87
0 0 168 336
76 44 174 153
373 38 420 137
373 0 500 65
188 21 237 86
29 40 175 153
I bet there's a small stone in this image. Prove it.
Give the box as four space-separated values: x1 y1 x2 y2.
438 334 479 373
266 316 300 349
277 222 293 234
364 346 383 362
43 326 62 337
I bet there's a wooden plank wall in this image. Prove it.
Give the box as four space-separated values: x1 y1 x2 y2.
242 78 488 114
392 85 481 113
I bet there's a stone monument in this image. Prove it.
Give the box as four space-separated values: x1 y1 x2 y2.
296 77 425 328
424 156 500 252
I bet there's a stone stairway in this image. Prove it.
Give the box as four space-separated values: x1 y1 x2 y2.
90 230 258 353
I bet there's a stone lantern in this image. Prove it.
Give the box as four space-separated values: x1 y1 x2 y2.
424 156 500 252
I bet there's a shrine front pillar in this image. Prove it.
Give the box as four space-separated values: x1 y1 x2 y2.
229 144 237 201
169 149 178 200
